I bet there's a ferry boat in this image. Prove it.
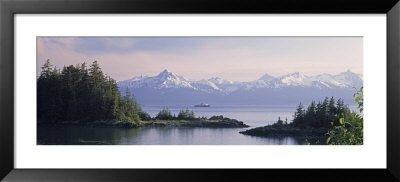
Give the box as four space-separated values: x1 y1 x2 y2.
194 103 210 107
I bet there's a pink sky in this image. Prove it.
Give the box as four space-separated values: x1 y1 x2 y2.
37 37 363 81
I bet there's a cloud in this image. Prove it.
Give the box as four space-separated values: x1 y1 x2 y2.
72 38 138 55
37 37 363 82
38 37 210 56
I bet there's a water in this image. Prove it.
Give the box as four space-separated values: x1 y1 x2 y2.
37 105 309 145
142 105 296 127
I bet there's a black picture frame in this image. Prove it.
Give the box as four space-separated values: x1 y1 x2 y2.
1 0 399 181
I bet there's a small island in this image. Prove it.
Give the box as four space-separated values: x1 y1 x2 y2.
115 115 248 128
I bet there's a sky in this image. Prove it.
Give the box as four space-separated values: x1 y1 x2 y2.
37 37 363 82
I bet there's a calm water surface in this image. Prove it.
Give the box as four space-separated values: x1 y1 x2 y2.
38 105 309 145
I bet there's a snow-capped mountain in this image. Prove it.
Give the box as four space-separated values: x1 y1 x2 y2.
270 72 310 88
268 70 363 89
259 73 275 82
119 69 196 90
118 69 363 105
119 69 362 92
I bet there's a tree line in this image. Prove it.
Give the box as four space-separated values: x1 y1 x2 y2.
37 60 149 124
290 97 353 129
155 108 210 121
271 88 363 145
326 87 363 145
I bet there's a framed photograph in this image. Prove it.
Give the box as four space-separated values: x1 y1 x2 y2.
1 0 399 181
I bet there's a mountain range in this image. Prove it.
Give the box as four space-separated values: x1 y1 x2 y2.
118 69 363 105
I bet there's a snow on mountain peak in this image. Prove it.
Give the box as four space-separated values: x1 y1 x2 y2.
286 72 303 77
118 69 363 93
155 70 193 89
208 77 233 85
118 69 194 90
191 79 221 93
333 70 363 88
156 69 178 80
273 72 309 87
259 73 275 81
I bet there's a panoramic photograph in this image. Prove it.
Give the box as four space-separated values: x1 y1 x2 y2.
36 37 363 145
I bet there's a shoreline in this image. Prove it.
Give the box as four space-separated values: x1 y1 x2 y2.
239 125 329 145
37 117 250 129
239 125 328 138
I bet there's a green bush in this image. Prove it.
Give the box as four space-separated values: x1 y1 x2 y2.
155 108 174 120
177 108 195 120
139 111 152 121
326 87 363 145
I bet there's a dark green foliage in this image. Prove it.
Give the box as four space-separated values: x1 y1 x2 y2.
240 124 327 138
209 115 224 120
275 116 284 126
37 60 147 124
155 108 174 120
242 91 363 145
177 108 195 120
139 111 152 121
37 60 63 122
291 97 353 129
326 87 363 145
153 108 198 121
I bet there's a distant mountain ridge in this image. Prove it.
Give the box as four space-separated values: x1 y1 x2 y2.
118 69 363 105
119 69 362 93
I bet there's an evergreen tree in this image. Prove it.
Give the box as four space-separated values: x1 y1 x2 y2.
37 60 147 124
177 108 196 120
293 103 305 128
156 108 173 120
40 59 53 78
305 101 317 127
37 61 62 123
316 97 329 128
138 111 152 121
328 97 338 125
289 97 353 129
276 116 283 125
336 99 345 115
327 87 363 145
328 97 336 115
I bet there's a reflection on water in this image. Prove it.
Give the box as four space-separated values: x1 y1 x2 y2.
37 126 307 145
38 105 310 145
